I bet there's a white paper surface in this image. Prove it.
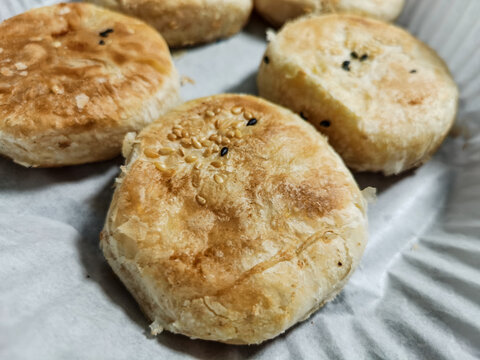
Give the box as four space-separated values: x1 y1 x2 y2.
1 1 480 359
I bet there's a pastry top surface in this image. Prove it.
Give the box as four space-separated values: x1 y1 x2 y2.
0 3 175 137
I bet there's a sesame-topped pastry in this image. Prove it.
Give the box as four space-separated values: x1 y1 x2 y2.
101 94 368 344
255 0 405 27
258 14 458 175
0 3 179 167
88 0 253 47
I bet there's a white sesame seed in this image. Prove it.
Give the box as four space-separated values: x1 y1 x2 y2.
15 62 27 70
185 155 198 163
158 147 175 155
75 93 89 111
0 48 3 54
180 138 191 147
58 7 71 15
51 84 64 95
19 71 28 76
173 129 183 137
144 149 160 158
196 195 207 206
192 172 201 186
244 112 253 120
154 163 175 176
192 138 202 149
0 67 13 76
231 106 243 115
52 41 62 48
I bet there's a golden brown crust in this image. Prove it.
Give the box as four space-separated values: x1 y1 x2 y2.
101 94 368 344
255 0 405 27
89 0 254 48
0 3 180 167
258 14 459 175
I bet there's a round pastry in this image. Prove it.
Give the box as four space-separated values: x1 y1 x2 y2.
88 0 254 48
0 3 180 167
258 14 458 175
255 0 405 27
101 94 368 344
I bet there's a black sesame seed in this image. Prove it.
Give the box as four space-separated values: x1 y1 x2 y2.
320 120 331 128
220 147 228 156
350 51 358 59
99 28 114 38
300 112 308 120
99 40 105 45
360 54 368 62
263 56 270 64
410 69 417 73
247 118 257 126
342 60 351 71
338 261 342 266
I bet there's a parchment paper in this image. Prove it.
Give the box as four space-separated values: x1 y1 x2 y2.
1 0 479 359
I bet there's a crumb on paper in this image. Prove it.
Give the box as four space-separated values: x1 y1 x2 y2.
266 29 276 42
75 93 89 111
172 50 187 60
411 243 419 251
150 320 164 336
180 75 195 86
361 187 377 203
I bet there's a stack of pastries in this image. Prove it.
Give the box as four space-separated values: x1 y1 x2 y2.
0 1 457 345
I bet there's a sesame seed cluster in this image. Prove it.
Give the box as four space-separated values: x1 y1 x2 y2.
142 104 259 206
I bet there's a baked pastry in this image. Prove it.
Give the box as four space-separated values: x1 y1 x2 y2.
88 0 254 48
101 94 368 344
0 3 179 167
255 0 405 27
258 14 458 175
